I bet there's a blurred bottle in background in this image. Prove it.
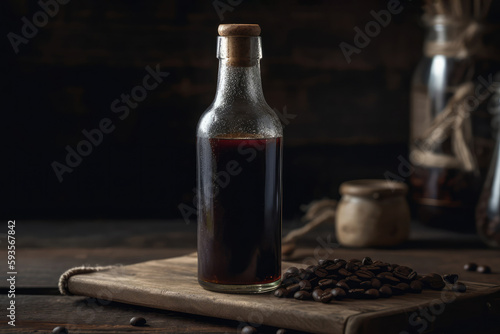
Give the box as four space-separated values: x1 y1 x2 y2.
476 87 500 248
409 0 498 232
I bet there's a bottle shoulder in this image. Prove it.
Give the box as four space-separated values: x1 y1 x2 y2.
197 102 283 139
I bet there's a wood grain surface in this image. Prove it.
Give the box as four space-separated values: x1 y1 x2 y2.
0 295 240 333
66 254 500 334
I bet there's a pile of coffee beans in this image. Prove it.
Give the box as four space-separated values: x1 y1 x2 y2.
464 262 491 274
274 257 466 302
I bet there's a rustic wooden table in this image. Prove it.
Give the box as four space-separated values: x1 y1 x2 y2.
1 220 499 333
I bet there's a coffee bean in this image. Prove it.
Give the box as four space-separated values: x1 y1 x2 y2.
276 329 288 334
286 283 300 294
410 280 423 293
380 275 400 285
281 276 300 287
326 274 340 280
362 265 381 274
309 276 319 285
464 263 477 271
325 263 342 272
362 257 373 265
274 288 288 298
345 262 359 272
393 267 416 281
322 288 332 294
294 290 312 300
346 276 362 288
130 317 147 326
349 258 362 264
356 270 375 280
333 258 346 264
348 289 365 299
371 278 382 289
452 282 467 293
318 259 334 266
331 287 347 300
285 267 300 275
306 265 318 274
318 279 336 288
477 265 491 274
338 268 352 277
365 288 380 299
443 274 458 284
360 281 372 289
374 262 391 271
320 290 334 303
299 270 313 280
394 266 412 276
299 280 312 291
421 274 445 290
391 284 405 295
315 268 329 278
241 326 257 334
336 280 350 291
379 285 392 298
312 288 324 301
52 327 68 334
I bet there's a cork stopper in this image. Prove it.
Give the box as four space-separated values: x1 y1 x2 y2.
217 24 261 67
218 24 261 37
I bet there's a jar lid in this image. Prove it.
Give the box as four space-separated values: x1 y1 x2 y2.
339 179 408 199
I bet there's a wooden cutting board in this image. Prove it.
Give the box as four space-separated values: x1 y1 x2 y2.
66 253 500 334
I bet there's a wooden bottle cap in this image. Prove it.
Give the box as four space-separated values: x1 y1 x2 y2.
218 24 261 37
217 24 261 67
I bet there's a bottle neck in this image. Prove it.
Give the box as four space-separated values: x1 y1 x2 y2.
423 18 470 58
213 35 265 107
425 23 464 43
213 59 266 107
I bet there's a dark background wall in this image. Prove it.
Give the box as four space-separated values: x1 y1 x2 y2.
2 0 425 220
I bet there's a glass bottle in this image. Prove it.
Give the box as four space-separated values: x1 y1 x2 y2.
196 24 283 293
476 92 500 248
409 15 480 232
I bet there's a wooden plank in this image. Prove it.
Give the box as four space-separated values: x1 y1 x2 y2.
0 248 195 289
66 254 500 334
0 295 242 334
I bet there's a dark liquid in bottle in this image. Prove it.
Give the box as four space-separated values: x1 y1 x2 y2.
197 135 282 285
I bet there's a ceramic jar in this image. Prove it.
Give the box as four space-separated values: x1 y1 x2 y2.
336 179 410 247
